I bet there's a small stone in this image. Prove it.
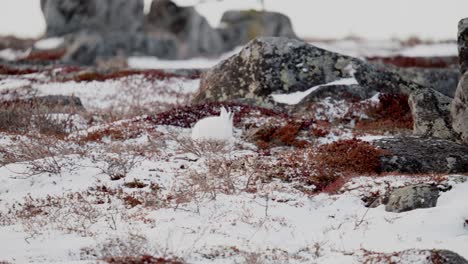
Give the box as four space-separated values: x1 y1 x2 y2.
385 184 439 213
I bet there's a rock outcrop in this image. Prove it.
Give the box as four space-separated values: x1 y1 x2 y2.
145 0 224 58
194 37 432 107
409 88 456 140
194 37 364 105
218 10 298 51
385 184 439 213
63 32 178 65
458 18 468 75
375 137 468 174
429 250 468 264
396 67 460 98
40 0 144 36
452 67 468 145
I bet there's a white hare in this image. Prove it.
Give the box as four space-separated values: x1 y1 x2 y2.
191 107 234 141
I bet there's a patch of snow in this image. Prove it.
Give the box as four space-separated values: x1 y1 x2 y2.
0 78 31 92
271 78 358 105
398 43 458 57
128 47 242 69
34 37 64 50
33 76 200 110
0 48 30 61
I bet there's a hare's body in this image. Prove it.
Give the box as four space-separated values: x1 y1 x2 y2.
191 108 234 141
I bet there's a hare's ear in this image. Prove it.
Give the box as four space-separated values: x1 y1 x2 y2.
220 107 227 117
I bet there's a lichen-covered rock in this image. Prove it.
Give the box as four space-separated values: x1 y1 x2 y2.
194 37 433 107
385 184 439 213
218 10 299 51
40 0 144 36
64 32 179 65
409 88 456 140
452 72 468 144
375 136 468 174
145 0 224 58
194 37 364 105
354 63 427 95
430 250 468 264
396 67 460 98
458 18 468 75
295 84 372 106
362 249 468 264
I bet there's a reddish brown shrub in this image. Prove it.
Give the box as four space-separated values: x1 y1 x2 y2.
22 49 66 61
316 139 384 175
0 65 39 75
366 56 458 68
254 122 309 149
69 69 197 83
122 195 142 208
82 128 127 142
310 120 331 137
149 102 287 128
105 256 184 264
354 93 413 133
263 139 384 193
124 179 148 189
81 125 143 142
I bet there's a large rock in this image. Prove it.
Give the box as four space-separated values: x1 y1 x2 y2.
409 88 456 140
194 37 431 107
145 0 224 58
40 0 144 36
375 137 468 173
64 32 179 65
194 37 364 105
430 250 468 264
354 63 427 95
396 67 460 98
385 184 439 213
218 10 299 51
459 18 468 75
452 72 468 144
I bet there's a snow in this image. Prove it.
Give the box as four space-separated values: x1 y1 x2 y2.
31 76 200 110
1 42 468 262
399 43 458 57
0 48 30 61
311 39 458 58
34 37 64 50
271 78 358 105
128 47 242 69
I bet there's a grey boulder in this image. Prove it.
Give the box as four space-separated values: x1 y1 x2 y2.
408 88 456 140
64 32 179 65
41 0 144 36
459 18 468 75
452 72 468 144
375 136 468 174
396 67 460 98
218 10 299 51
194 37 363 105
385 184 439 213
193 37 433 108
145 0 224 58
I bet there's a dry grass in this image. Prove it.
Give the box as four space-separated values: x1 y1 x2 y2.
1 136 81 176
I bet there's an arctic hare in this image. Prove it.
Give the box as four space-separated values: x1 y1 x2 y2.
191 107 234 141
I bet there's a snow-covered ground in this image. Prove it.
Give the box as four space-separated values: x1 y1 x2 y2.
0 40 467 263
